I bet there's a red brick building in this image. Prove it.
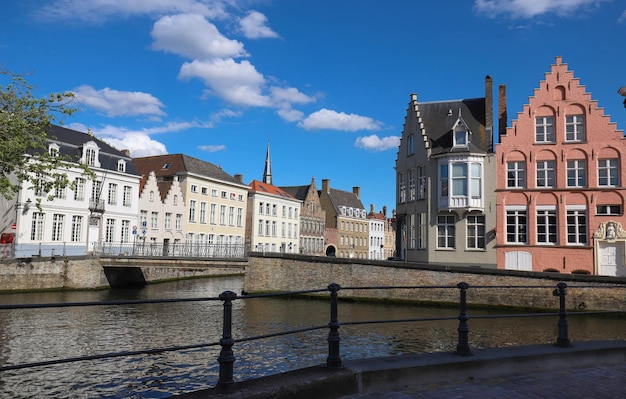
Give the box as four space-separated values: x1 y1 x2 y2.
496 56 625 275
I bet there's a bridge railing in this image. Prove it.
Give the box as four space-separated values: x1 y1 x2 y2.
96 241 247 258
1 282 625 395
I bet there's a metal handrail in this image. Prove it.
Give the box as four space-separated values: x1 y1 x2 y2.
1 282 625 394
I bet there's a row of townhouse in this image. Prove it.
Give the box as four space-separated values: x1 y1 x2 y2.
0 127 396 259
395 56 625 276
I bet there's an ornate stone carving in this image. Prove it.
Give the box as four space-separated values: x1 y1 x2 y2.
593 220 626 240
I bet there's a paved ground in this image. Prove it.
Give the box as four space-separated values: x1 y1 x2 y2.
339 363 626 399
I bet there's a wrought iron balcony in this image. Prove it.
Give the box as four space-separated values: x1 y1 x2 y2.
89 199 105 213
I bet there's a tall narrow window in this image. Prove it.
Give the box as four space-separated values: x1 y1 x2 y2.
407 134 415 156
175 214 182 230
466 215 485 249
567 208 587 245
398 172 406 203
108 183 117 205
440 165 449 197
71 216 83 242
565 115 585 141
237 208 243 227
535 116 555 142
229 206 235 226
151 212 158 229
417 213 426 249
598 158 619 187
74 178 85 201
506 209 527 244
566 160 587 187
417 165 426 199
219 205 226 225
437 214 455 249
91 180 102 201
451 163 468 196
31 212 45 241
105 219 115 243
536 208 557 244
453 124 467 147
507 162 525 188
470 163 482 198
408 168 416 201
200 202 207 223
189 200 196 222
165 213 172 229
85 148 97 166
51 214 64 241
536 161 555 188
210 203 216 224
121 220 130 243
123 186 132 207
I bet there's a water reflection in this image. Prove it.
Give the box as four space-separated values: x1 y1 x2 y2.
0 277 625 398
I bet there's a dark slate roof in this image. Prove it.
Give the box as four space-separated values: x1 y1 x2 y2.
46 124 139 175
279 185 310 201
320 188 365 212
133 154 244 186
418 98 491 156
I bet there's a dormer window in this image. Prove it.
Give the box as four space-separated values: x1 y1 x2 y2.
453 124 468 148
49 144 59 157
81 141 101 167
117 160 126 172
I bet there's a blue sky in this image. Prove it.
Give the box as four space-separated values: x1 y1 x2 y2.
2 0 626 215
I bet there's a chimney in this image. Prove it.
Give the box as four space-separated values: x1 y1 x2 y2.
498 84 507 138
234 174 243 183
382 206 387 217
121 149 131 157
485 75 493 133
322 179 330 194
370 204 375 213
353 186 360 199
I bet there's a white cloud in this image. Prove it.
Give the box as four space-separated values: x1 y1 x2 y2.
239 11 279 39
72 85 166 118
354 135 400 152
270 86 315 105
277 106 305 122
179 58 270 106
298 108 383 132
94 131 167 158
151 14 247 60
198 144 226 152
36 0 229 23
474 0 607 18
619 9 626 23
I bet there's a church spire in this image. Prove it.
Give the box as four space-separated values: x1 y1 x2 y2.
263 138 272 185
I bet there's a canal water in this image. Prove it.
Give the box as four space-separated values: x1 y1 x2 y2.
1 276 625 398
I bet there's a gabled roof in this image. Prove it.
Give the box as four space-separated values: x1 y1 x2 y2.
133 154 243 186
417 97 491 156
45 124 139 175
248 180 299 201
279 185 310 201
320 187 365 211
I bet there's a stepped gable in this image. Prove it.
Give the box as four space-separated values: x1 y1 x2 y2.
46 124 138 175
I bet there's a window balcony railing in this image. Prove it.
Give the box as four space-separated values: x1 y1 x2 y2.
439 196 484 211
89 199 105 213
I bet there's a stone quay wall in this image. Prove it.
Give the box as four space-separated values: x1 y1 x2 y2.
245 253 626 311
0 256 246 291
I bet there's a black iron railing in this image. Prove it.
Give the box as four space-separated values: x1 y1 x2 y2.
1 282 625 395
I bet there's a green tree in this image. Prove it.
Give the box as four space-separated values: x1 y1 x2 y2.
0 70 91 202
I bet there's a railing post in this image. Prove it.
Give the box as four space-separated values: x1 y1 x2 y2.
326 283 343 369
555 282 572 347
217 290 238 393
455 282 472 356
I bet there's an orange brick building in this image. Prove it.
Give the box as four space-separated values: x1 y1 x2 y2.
496 56 625 275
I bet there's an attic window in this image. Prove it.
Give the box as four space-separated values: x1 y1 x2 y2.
453 124 468 148
162 163 171 169
81 141 101 167
49 144 59 157
117 159 126 172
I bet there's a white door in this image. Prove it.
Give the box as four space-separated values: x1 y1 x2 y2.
504 251 532 271
598 242 623 276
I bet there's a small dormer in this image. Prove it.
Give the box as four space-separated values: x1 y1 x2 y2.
117 159 126 172
81 141 101 167
48 143 60 157
453 118 470 149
